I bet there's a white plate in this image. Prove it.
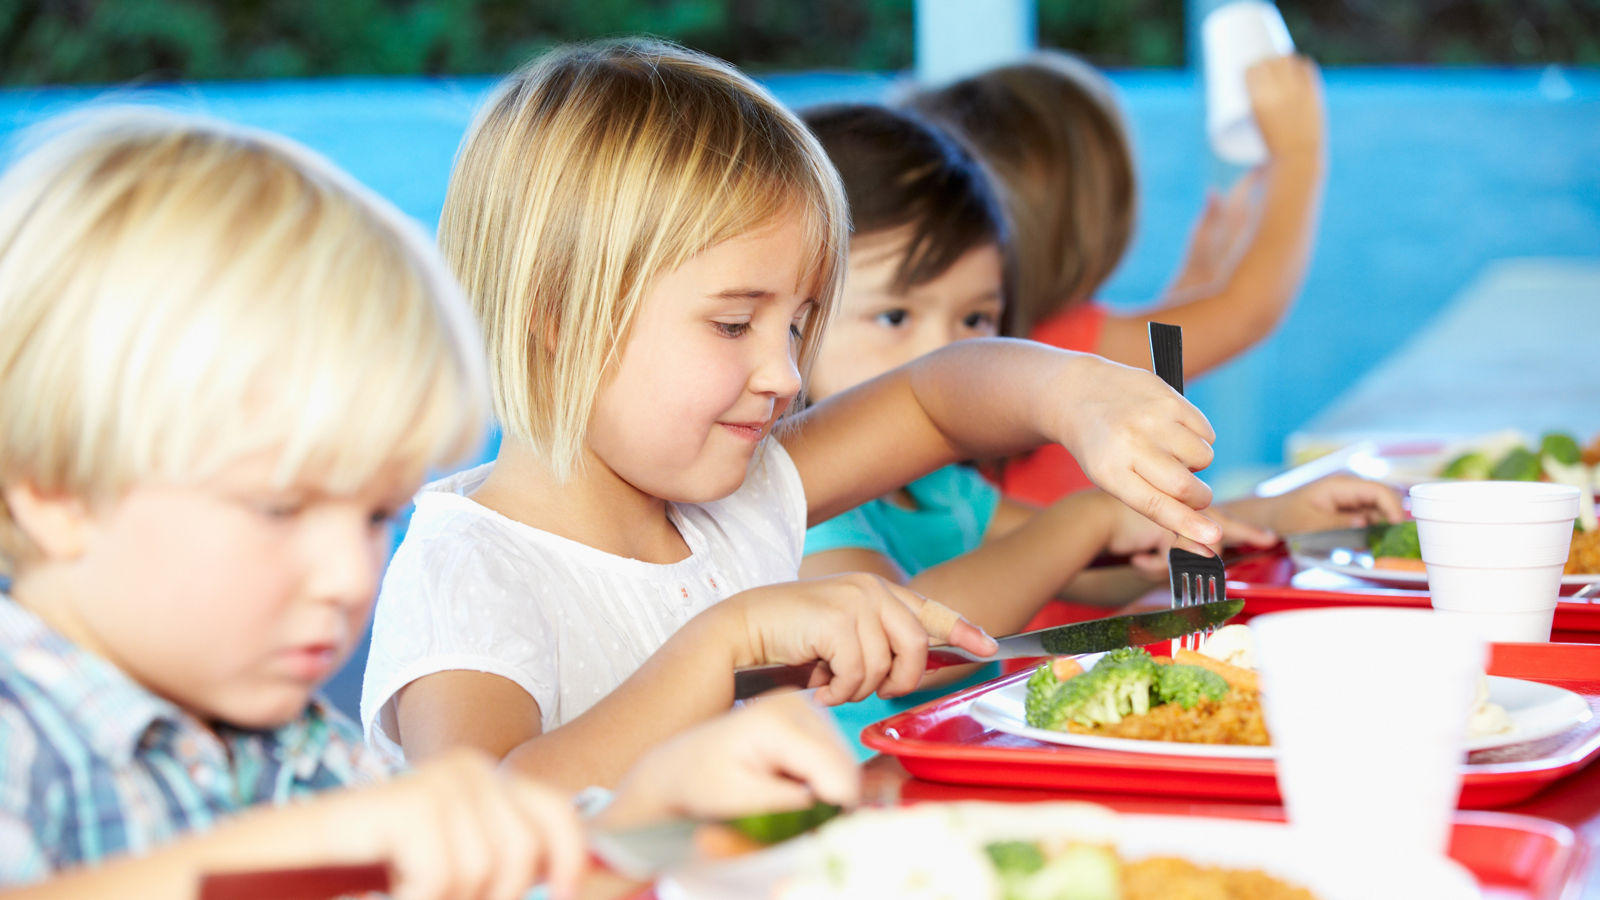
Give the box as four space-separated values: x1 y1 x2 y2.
658 803 1483 900
967 671 1591 760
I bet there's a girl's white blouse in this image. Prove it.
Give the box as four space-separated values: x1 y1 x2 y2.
360 442 806 761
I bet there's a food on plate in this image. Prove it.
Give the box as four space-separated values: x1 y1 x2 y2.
1439 430 1590 483
1366 518 1600 576
1024 645 1269 746
1569 528 1600 576
1196 624 1255 669
694 802 844 859
777 803 1323 900
1469 675 1512 737
1025 624 1510 744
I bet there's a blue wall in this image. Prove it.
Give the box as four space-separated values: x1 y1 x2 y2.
4 68 1596 716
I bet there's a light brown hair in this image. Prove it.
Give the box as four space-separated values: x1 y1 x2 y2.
904 50 1136 338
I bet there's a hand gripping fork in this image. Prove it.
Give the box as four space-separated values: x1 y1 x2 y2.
1148 322 1228 654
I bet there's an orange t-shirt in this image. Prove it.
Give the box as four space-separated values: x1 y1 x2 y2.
998 302 1108 506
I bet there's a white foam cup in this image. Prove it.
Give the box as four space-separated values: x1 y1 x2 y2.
1410 481 1580 642
1201 1 1294 165
1254 608 1485 862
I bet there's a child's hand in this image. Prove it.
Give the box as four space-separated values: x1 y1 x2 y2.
320 749 586 900
1097 493 1277 581
1047 357 1222 548
1247 54 1325 162
723 573 997 705
1252 474 1406 534
1168 171 1263 298
603 693 859 828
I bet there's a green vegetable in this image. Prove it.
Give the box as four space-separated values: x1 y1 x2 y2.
985 841 1046 877
1024 648 1160 731
1490 447 1542 481
1440 451 1493 480
1000 843 1121 900
1154 663 1230 709
1366 520 1421 559
727 801 841 845
1540 432 1582 466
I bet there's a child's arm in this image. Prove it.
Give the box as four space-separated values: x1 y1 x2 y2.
1093 54 1327 378
1 750 586 900
783 337 1221 547
395 574 993 792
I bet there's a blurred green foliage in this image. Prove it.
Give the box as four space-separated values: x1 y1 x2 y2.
1 0 1595 84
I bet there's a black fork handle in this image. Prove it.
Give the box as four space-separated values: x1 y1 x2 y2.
1148 321 1184 395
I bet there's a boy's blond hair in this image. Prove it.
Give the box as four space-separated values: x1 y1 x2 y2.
0 108 489 574
440 38 848 480
905 50 1137 338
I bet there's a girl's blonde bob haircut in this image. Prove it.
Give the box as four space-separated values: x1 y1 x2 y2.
905 50 1136 338
440 38 849 480
0 108 490 574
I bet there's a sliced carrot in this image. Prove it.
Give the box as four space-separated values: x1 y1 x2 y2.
1173 648 1260 693
1051 657 1085 680
1373 556 1428 572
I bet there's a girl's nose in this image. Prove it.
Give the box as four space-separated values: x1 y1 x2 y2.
751 335 803 398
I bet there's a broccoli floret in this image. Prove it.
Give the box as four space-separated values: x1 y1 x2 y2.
1366 520 1421 559
727 802 841 845
985 841 1046 878
1491 447 1542 481
1540 432 1582 466
1440 451 1493 480
1024 650 1161 731
1007 844 1121 900
1154 663 1230 709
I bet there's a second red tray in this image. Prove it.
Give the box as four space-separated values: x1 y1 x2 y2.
862 642 1600 809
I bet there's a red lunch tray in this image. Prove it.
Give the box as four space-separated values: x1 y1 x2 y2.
1226 552 1600 643
861 642 1600 811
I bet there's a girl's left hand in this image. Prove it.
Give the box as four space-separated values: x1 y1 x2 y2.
1046 356 1222 548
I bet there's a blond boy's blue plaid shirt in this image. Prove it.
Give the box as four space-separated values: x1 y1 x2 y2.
0 598 392 883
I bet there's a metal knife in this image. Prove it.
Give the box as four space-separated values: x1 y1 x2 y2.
732 597 1243 699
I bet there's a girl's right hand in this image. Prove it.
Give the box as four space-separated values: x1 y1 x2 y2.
722 573 996 705
319 749 586 900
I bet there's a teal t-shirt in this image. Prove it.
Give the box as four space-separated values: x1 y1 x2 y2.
804 464 1002 758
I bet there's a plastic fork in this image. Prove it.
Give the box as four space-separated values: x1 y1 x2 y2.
1148 322 1228 653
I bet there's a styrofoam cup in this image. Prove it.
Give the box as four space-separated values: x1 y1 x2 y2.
1410 481 1580 642
1202 1 1294 165
1254 608 1486 859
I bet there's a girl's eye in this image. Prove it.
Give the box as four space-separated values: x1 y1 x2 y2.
713 321 750 338
789 322 804 340
368 507 399 529
875 309 910 327
963 311 998 330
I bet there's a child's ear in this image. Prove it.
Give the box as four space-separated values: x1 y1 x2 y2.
2 484 91 562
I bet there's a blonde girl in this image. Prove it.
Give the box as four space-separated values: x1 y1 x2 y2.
363 39 1220 792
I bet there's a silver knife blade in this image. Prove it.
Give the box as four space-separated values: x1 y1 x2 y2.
732 597 1243 699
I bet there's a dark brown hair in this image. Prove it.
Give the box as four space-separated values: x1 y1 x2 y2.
903 51 1136 338
802 103 1009 301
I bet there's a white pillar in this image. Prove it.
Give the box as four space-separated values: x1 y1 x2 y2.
914 0 1037 87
